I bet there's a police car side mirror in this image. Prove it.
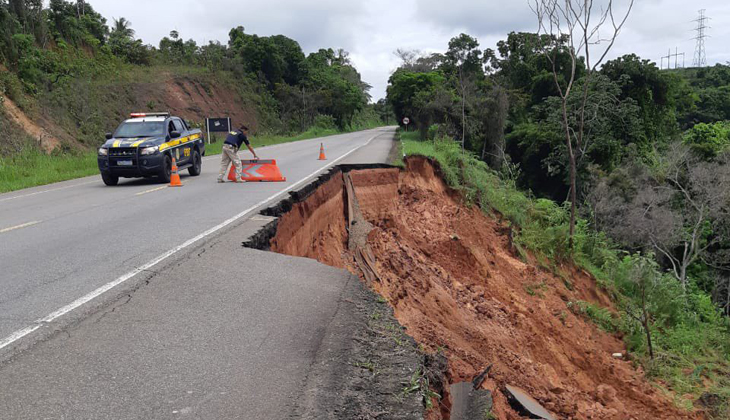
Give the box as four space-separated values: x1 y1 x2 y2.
105 133 113 140
170 131 181 139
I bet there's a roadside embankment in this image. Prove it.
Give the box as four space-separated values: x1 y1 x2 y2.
245 157 700 419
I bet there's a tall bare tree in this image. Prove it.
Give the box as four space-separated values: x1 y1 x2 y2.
445 34 481 151
591 144 730 290
531 0 634 248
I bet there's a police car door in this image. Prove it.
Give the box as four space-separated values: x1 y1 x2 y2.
172 119 190 164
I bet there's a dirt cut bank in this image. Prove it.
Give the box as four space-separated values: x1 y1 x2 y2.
245 157 700 420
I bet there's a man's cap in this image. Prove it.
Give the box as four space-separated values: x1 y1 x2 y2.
240 125 249 131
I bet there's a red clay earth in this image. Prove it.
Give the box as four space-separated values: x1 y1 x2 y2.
269 157 702 420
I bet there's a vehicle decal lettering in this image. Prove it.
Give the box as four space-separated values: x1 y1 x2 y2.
158 133 200 153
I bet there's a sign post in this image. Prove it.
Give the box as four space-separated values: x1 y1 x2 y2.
401 117 410 158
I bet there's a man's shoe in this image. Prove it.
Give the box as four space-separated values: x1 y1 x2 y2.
217 179 225 183
234 178 246 183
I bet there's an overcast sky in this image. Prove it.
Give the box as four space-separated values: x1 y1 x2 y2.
88 0 730 101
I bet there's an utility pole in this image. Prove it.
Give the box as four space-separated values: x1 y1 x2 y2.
693 9 709 68
660 48 685 70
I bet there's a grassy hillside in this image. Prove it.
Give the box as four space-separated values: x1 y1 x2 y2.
2 64 283 153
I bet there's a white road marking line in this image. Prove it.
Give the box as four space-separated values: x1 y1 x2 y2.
0 133 382 352
0 180 98 203
0 326 41 350
0 220 41 234
135 186 167 196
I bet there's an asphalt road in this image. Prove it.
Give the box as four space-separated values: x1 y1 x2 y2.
0 127 396 353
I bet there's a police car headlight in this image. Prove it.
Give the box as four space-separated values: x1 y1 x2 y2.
98 147 108 156
140 146 159 156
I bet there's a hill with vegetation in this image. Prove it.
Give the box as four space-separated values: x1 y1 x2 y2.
0 0 389 159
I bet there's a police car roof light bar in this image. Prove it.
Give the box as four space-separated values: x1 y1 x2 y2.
130 112 171 118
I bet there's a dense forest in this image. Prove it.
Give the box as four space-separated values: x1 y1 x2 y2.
0 0 388 154
388 30 730 409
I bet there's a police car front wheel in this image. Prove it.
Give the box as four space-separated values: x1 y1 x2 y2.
101 172 119 186
188 149 202 176
158 155 172 183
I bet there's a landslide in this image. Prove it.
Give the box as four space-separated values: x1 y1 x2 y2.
259 157 700 420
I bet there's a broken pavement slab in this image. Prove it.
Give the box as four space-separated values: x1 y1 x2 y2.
504 384 556 420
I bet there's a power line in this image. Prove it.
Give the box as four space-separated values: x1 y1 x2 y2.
692 9 710 68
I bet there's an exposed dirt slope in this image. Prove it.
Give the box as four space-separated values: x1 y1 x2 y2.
262 158 700 420
1 94 60 152
124 76 258 132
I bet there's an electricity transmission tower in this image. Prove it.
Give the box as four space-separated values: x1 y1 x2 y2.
692 9 709 68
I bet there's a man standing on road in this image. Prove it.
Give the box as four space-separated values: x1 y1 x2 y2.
218 125 258 183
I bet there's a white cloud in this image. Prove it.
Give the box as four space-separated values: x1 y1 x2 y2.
415 0 536 36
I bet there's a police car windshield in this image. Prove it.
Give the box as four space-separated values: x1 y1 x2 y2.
114 121 165 138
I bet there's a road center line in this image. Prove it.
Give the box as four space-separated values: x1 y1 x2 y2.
0 221 42 234
0 133 381 352
135 186 167 196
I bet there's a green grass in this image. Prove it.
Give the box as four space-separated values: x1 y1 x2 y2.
402 134 730 411
525 281 548 298
567 300 617 333
0 148 99 193
0 125 382 194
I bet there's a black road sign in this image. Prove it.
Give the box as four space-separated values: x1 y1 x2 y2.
206 118 231 133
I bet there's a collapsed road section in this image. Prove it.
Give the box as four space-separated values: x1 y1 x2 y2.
244 157 699 420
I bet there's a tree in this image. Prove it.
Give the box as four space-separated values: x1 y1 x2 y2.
479 85 509 169
387 69 452 138
374 98 394 125
601 54 677 151
621 255 660 359
48 0 108 47
591 144 730 289
111 17 134 39
683 121 730 158
532 0 634 249
445 33 482 149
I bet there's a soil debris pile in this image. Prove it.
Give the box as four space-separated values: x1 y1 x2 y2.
258 157 700 420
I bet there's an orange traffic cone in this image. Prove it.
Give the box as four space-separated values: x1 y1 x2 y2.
318 143 327 160
169 157 183 187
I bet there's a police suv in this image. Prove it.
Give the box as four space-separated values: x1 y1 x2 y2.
97 112 205 186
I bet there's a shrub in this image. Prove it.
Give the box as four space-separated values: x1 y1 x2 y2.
683 121 730 158
313 114 337 130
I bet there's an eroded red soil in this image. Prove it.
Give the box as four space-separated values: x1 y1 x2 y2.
268 158 700 420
